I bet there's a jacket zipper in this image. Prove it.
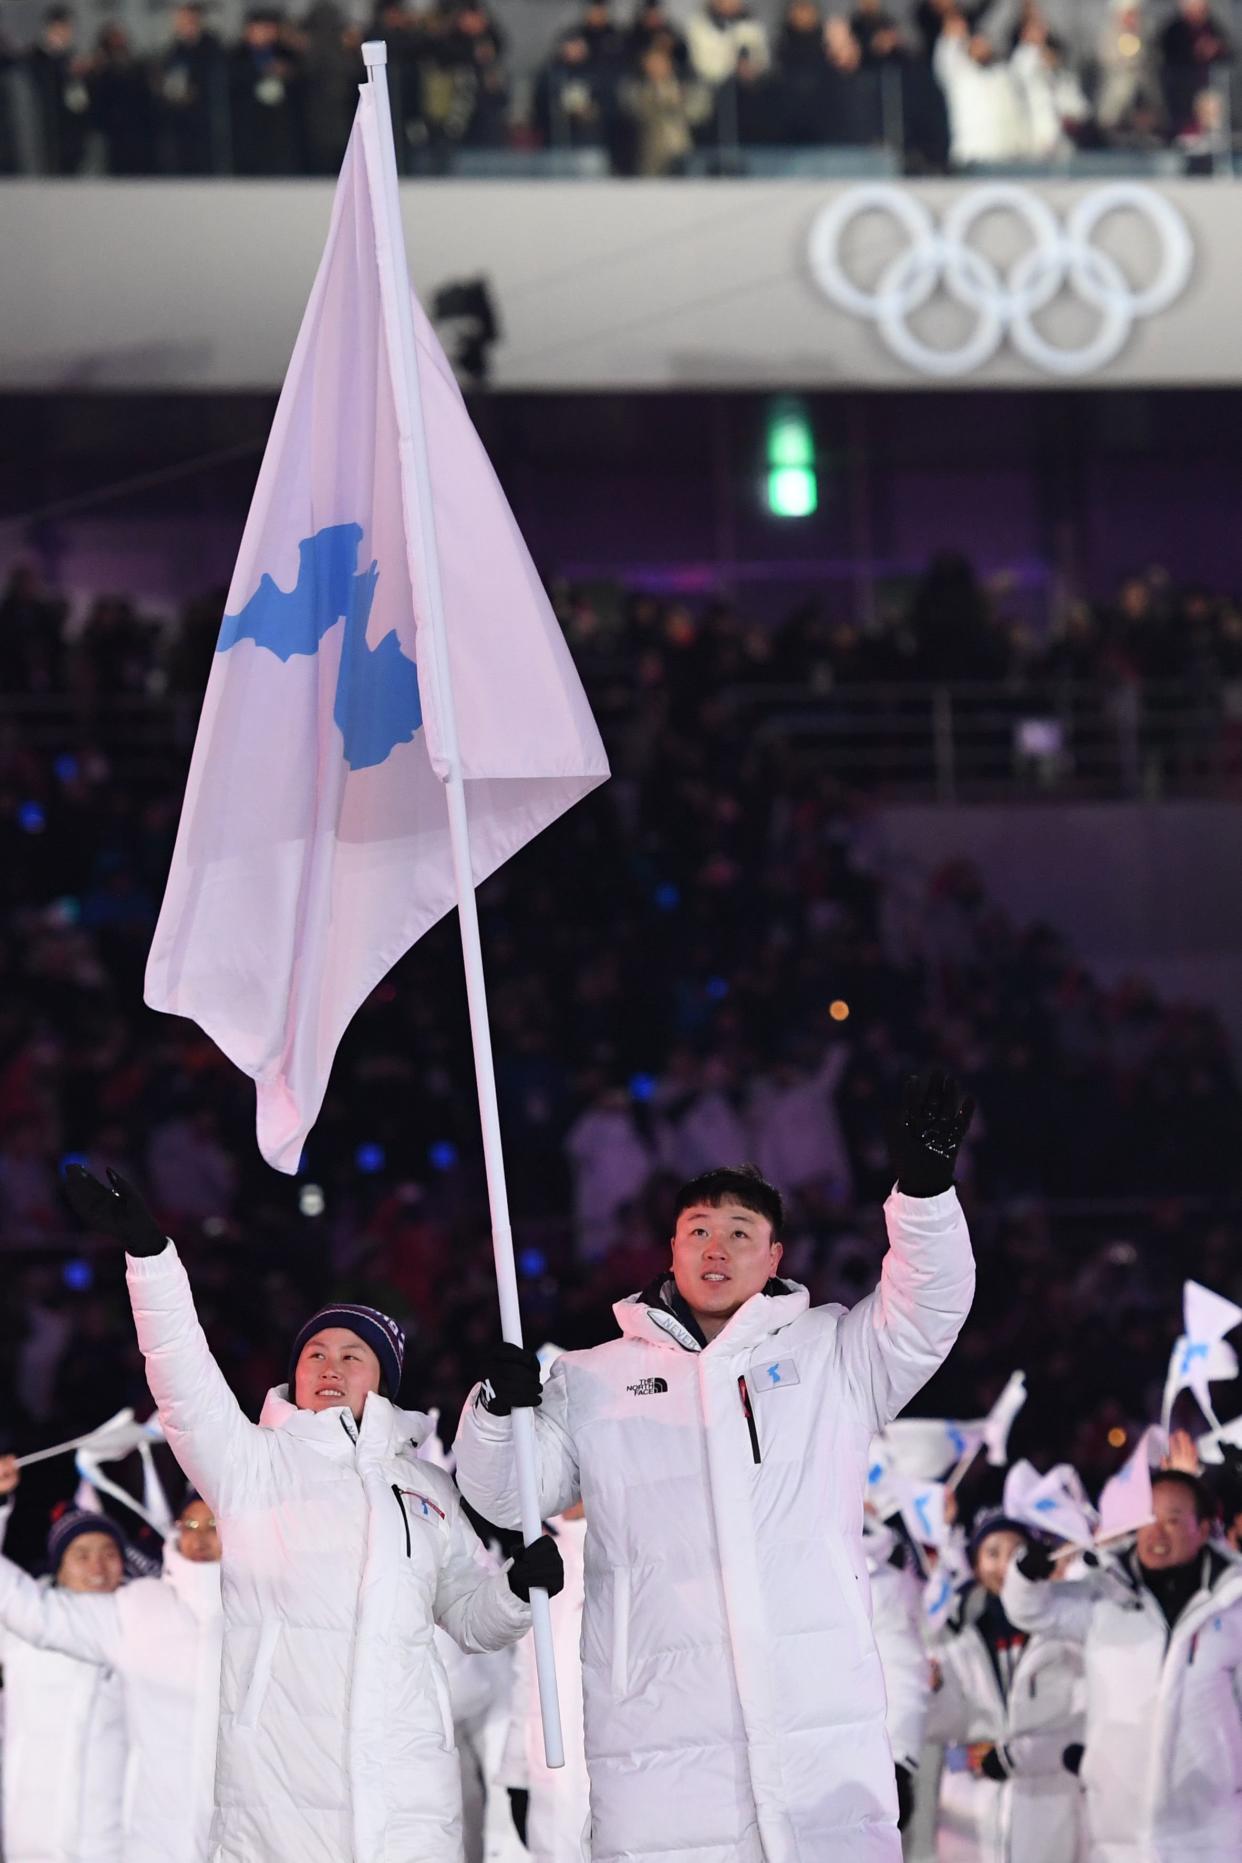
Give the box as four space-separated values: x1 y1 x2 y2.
738 1376 761 1463
391 1484 412 1557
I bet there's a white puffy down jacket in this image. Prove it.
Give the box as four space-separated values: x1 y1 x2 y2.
0 1535 221 1863
456 1186 974 1863
1003 1546 1242 1863
927 1587 1085 1863
126 1241 532 1863
865 1532 931 1773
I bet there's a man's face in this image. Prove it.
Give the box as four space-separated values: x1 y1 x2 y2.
58 1532 125 1594
1136 1483 1210 1571
671 1201 782 1335
974 1529 1025 1595
294 1327 382 1421
177 1499 221 1564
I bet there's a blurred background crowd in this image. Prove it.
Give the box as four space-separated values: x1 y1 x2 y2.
1 545 1239 1567
0 0 1238 178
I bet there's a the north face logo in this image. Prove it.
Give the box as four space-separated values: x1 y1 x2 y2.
626 1377 668 1396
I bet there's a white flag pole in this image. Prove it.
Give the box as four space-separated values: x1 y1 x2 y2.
360 39 565 1769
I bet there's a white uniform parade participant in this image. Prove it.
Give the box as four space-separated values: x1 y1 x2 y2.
455 1070 976 1863
0 1490 126 1863
62 1163 562 1863
1003 1470 1242 1863
864 1523 932 1833
0 1462 223 1863
501 1505 591 1863
928 1510 1085 1863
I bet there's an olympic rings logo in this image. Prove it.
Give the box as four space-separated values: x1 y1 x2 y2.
807 182 1194 379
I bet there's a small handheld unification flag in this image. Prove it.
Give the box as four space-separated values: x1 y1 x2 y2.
145 90 609 1172
883 1416 984 1482
1161 1281 1242 1433
982 1371 1027 1468
1095 1426 1160 1544
1004 1459 1097 1548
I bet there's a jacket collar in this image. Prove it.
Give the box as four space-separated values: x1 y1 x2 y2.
160 1540 223 1617
259 1385 434 1460
614 1272 809 1353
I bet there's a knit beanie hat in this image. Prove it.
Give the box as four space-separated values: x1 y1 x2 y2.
967 1508 1033 1565
47 1507 127 1574
288 1303 405 1400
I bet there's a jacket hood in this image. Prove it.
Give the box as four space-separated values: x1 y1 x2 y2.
614 1271 809 1353
260 1385 435 1457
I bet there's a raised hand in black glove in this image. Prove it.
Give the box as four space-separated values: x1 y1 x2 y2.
895 1762 915 1830
506 1533 565 1602
508 1787 529 1846
890 1069 975 1198
479 1342 543 1416
1062 1744 1084 1777
1017 1539 1055 1582
61 1166 168 1258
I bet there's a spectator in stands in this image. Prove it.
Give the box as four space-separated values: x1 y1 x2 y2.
710 41 779 146
914 0 999 60
1160 0 1232 133
416 1 509 155
297 1 358 173
774 1 830 144
227 6 302 175
1011 15 1089 159
533 30 611 148
851 0 909 66
154 3 228 175
627 1 689 77
619 41 710 173
89 23 156 176
576 0 626 74
0 563 67 694
933 13 1028 165
25 6 91 175
1096 0 1165 136
687 0 770 89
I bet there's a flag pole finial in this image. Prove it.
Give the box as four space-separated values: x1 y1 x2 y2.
361 39 387 69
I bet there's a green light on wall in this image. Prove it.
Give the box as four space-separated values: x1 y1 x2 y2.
765 408 817 517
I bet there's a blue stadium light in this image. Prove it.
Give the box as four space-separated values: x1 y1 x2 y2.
428 1140 458 1172
17 802 45 834
518 1247 547 1278
629 1072 657 1102
355 1142 386 1175
705 977 729 1001
62 1258 94 1292
653 882 680 911
53 755 79 784
59 1152 89 1174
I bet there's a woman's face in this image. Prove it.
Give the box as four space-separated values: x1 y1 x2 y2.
294 1327 382 1421
58 1532 125 1594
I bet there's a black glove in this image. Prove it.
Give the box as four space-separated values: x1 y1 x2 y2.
480 1342 543 1416
980 1747 1009 1783
508 1787 529 1846
1017 1539 1055 1582
890 1069 975 1198
506 1534 565 1602
1063 1743 1084 1777
895 1762 915 1830
61 1166 168 1258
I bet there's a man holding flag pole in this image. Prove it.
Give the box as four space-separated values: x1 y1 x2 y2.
62 34 618 1858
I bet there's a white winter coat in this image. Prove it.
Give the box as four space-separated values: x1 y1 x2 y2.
934 36 1030 166
0 1506 125 1863
866 1531 931 1772
500 1514 590 1863
927 1587 1085 1863
126 1241 532 1863
1003 1546 1242 1862
0 1536 222 1863
686 9 769 86
456 1187 974 1863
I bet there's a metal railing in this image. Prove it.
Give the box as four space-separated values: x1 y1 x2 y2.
2 676 1238 802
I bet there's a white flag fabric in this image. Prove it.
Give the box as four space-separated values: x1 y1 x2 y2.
1161 1280 1242 1431
1096 1426 1160 1543
982 1371 1027 1467
145 93 609 1172
1004 1459 1098 1548
883 1417 984 1481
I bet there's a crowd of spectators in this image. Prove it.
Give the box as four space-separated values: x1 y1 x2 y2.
0 546 1240 1564
0 0 1236 178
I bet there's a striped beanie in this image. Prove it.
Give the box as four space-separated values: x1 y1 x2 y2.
288 1303 405 1400
47 1507 126 1574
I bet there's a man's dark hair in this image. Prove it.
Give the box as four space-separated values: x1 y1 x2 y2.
672 1163 784 1239
1151 1469 1217 1525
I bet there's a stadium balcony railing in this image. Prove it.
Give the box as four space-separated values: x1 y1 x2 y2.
3 677 1237 803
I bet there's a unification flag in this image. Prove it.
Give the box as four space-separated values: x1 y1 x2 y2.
1161 1279 1242 1432
146 90 609 1172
